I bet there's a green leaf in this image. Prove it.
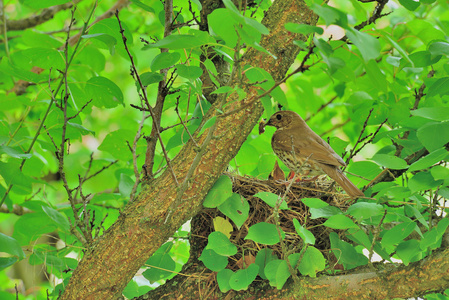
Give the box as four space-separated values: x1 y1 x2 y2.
244 17 269 35
330 232 368 269
199 249 228 272
0 59 44 83
229 264 259 291
420 218 449 251
314 37 334 57
176 64 203 80
0 257 18 271
119 173 134 197
68 122 95 136
429 41 449 56
285 23 324 35
211 86 233 94
405 204 428 229
205 232 237 256
346 228 372 249
98 129 134 160
143 34 208 50
208 9 238 47
86 76 124 108
139 72 164 87
382 32 413 66
222 0 245 22
0 233 25 259
346 28 380 62
217 269 234 293
297 246 326 277
323 214 358 229
191 0 202 10
151 52 181 71
203 175 233 208
408 148 448 172
130 0 155 12
347 202 384 221
431 165 449 180
0 161 32 194
254 192 289 210
143 248 176 283
245 222 285 245
398 0 420 11
301 197 329 209
310 206 342 219
409 51 440 67
372 154 408 170
396 240 421 266
427 77 449 97
365 59 388 93
0 145 32 159
381 221 416 249
218 193 249 229
264 259 290 289
311 4 348 28
408 171 442 193
22 0 70 8
42 205 70 232
348 161 382 180
13 213 57 245
411 107 449 121
417 122 449 151
293 219 315 245
198 115 217 136
19 48 65 70
123 280 151 299
255 248 278 280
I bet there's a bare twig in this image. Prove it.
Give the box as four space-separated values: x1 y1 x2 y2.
305 95 338 122
354 0 390 31
343 108 373 168
1 2 97 206
221 45 315 118
115 9 178 184
175 96 199 148
368 209 387 270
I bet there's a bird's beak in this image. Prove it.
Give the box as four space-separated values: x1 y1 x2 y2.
259 119 267 134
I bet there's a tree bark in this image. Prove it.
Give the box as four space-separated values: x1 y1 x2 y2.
60 0 317 299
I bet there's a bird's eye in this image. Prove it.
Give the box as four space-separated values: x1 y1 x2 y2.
276 114 282 120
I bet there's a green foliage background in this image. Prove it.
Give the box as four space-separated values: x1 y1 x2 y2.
1 0 449 298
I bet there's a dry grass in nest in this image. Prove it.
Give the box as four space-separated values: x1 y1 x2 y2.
192 172 354 272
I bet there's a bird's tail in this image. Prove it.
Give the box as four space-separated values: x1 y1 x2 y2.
320 164 364 199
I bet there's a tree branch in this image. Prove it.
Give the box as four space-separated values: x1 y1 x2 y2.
3 0 83 31
60 1 317 298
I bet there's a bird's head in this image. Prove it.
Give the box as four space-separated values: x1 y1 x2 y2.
264 110 303 130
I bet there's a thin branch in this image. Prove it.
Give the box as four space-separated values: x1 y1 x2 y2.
115 9 178 184
221 45 316 118
130 110 148 201
160 117 198 132
3 0 83 31
368 209 387 269
343 108 373 168
305 95 338 122
0 2 97 206
175 96 199 148
354 0 390 31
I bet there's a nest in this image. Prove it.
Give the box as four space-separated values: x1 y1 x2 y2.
191 172 353 272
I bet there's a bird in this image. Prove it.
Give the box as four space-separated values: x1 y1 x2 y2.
263 110 364 199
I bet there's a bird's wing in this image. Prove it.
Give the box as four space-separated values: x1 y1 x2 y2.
295 133 345 167
273 128 345 167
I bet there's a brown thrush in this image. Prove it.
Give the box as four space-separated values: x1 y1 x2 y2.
264 111 364 199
